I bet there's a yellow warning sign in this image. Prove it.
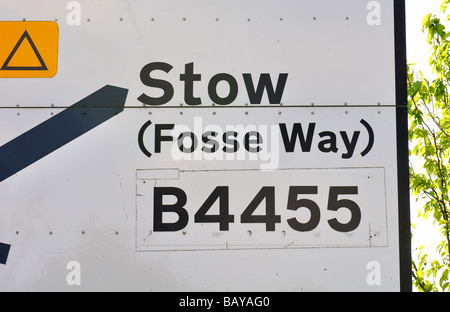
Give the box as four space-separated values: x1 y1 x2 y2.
0 21 59 78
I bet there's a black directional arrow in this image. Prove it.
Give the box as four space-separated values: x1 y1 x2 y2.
0 242 10 265
0 85 128 182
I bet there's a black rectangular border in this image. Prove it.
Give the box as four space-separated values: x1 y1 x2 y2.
394 0 412 292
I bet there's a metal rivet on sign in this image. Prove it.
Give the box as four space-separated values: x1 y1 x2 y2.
182 230 187 235
81 230 85 235
247 230 252 236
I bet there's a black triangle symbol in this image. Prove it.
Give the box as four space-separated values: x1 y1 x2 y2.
0 30 48 71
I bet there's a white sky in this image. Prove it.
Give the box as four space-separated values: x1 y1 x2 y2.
406 0 447 75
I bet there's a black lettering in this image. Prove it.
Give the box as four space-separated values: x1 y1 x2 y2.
138 120 152 158
208 73 238 105
138 62 174 105
318 131 338 153
286 186 321 232
194 186 234 231
340 131 360 159
180 62 202 105
244 131 262 153
153 187 188 231
327 186 361 232
222 131 239 153
177 132 198 153
243 73 288 104
155 124 174 153
202 131 219 153
279 123 315 152
240 186 281 231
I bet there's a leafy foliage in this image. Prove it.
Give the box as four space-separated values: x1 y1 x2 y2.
408 1 450 292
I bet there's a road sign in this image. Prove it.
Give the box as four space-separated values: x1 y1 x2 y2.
0 0 410 292
0 22 59 78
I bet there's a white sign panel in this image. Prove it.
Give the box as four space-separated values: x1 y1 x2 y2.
0 0 410 292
